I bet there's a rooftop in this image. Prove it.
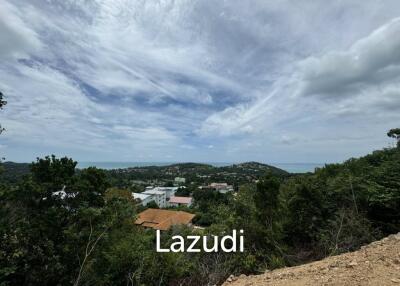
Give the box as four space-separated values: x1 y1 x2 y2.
135 208 195 230
143 189 165 195
169 196 192 204
132 192 152 200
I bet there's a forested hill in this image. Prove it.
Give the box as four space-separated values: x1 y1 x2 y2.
102 161 289 188
0 162 30 183
280 146 400 256
0 160 288 187
105 161 287 176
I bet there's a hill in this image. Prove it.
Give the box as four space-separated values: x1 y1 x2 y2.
105 161 288 188
222 161 288 176
0 160 288 189
224 232 400 286
0 161 30 183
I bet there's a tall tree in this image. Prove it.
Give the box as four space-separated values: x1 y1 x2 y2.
0 91 6 135
0 91 7 162
387 128 400 147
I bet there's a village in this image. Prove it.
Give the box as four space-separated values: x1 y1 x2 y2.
133 178 235 231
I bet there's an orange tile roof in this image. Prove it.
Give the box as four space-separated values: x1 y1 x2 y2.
135 208 195 230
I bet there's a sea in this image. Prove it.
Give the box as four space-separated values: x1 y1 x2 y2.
77 162 326 173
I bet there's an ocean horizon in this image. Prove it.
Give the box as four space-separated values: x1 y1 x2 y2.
77 161 326 173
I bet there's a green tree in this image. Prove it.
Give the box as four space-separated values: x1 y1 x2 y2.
387 128 400 147
0 91 7 163
0 91 6 135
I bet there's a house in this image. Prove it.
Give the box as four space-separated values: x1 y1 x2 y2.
168 196 192 207
156 186 178 199
199 182 234 194
174 177 186 184
132 187 180 208
135 208 195 230
132 192 154 206
145 186 178 199
143 189 167 208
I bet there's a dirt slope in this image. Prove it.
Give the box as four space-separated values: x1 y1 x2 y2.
223 233 400 286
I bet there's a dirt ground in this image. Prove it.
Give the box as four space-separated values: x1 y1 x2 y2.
223 233 400 286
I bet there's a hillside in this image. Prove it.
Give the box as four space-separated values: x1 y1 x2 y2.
0 161 30 183
224 232 400 286
103 161 289 188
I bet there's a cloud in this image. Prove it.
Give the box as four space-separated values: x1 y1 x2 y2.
1 0 400 163
0 0 42 59
199 14 400 140
299 17 400 98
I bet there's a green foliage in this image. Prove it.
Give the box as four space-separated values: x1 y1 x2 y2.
0 91 6 136
1 142 399 285
0 162 30 184
192 188 230 226
0 156 136 286
280 147 400 262
175 186 191 197
388 128 400 147
146 200 159 209
317 208 378 256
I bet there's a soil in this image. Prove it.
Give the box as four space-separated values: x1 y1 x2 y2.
223 233 400 286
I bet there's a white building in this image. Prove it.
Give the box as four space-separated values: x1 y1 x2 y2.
134 187 181 208
174 177 186 184
132 192 154 206
142 189 167 208
145 186 178 199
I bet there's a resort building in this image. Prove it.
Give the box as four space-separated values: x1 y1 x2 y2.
132 192 154 206
142 189 167 208
145 186 178 199
133 187 182 208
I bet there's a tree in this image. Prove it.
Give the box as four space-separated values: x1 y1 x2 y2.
0 91 6 162
387 128 400 147
0 91 6 134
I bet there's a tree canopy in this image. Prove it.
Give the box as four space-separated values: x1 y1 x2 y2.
388 128 400 147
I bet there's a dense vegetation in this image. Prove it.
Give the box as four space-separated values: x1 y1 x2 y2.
1 94 399 285
1 144 399 285
104 161 288 190
0 162 30 184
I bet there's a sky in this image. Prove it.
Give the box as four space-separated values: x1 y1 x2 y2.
1 0 400 164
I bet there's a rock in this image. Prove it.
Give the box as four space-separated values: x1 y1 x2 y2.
391 278 400 283
347 261 358 268
239 274 247 278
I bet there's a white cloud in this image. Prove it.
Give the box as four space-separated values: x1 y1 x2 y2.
0 0 42 59
299 17 400 98
1 0 400 163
